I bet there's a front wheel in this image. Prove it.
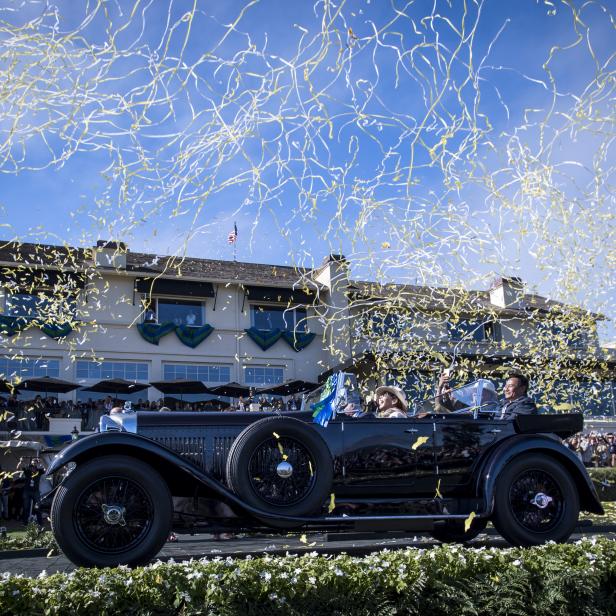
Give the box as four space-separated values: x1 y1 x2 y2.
51 455 172 567
491 453 579 547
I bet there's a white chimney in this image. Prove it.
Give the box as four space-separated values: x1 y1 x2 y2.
489 276 525 309
94 240 128 269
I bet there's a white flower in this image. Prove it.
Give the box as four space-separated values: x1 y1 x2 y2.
261 571 272 582
512 559 521 566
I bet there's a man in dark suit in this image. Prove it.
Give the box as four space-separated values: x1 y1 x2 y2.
499 373 537 419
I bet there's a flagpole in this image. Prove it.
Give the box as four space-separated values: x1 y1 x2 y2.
233 221 237 262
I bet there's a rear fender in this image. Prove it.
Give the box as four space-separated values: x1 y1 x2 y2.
476 434 603 515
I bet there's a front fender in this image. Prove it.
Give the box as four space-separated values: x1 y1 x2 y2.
476 434 603 515
45 431 249 510
43 431 314 523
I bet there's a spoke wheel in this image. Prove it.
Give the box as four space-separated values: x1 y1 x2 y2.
74 476 154 554
226 416 333 525
508 469 564 533
248 436 317 506
492 453 579 547
51 455 172 567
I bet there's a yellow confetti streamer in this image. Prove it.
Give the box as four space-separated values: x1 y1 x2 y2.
411 436 430 450
434 479 442 500
464 511 476 533
328 493 336 513
0 0 611 469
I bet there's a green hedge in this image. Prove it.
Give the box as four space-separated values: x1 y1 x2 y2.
0 524 57 552
588 467 616 501
2 538 616 615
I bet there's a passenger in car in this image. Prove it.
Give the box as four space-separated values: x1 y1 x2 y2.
374 386 408 418
434 371 460 413
499 373 537 418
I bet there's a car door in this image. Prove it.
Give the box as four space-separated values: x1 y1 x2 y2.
434 416 509 491
339 417 436 497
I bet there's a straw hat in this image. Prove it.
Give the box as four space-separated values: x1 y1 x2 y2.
374 385 408 411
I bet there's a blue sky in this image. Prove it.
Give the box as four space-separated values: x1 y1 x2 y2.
0 0 614 339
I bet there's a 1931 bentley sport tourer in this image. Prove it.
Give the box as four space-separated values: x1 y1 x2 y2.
43 373 602 567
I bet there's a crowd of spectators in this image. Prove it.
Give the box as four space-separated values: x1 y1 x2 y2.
563 432 616 467
0 393 303 432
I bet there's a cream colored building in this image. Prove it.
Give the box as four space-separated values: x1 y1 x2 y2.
0 241 614 415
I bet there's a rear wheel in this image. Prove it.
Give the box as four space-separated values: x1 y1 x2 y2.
51 455 172 567
491 454 579 546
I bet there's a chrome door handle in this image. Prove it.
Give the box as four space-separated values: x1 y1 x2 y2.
488 429 502 434
405 428 419 433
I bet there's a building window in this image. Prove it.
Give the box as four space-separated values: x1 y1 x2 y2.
244 366 284 385
0 357 60 379
5 294 50 319
447 320 501 342
5 293 77 320
163 363 231 383
148 298 204 327
76 360 149 381
251 305 307 331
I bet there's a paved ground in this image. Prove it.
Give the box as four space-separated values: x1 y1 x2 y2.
2 529 614 577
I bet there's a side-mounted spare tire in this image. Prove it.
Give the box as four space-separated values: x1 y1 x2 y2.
225 416 333 526
51 455 172 568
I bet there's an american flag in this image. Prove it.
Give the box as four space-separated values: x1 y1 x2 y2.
227 223 238 244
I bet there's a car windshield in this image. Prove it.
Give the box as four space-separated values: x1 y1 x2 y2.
301 372 362 417
415 378 500 414
451 379 500 411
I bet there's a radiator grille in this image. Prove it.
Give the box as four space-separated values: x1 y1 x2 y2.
212 436 236 478
138 426 243 479
156 436 206 470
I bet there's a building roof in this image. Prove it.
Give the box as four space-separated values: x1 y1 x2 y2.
347 280 583 318
0 240 599 318
0 241 315 289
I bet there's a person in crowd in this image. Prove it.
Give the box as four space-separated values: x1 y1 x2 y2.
581 436 595 467
17 457 44 526
498 373 537 418
374 385 408 418
594 436 609 467
33 395 46 430
0 466 10 520
238 396 246 412
609 434 616 467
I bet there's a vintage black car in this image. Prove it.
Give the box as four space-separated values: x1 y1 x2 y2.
44 374 602 567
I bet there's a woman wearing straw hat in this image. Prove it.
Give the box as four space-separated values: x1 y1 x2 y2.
374 385 408 418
